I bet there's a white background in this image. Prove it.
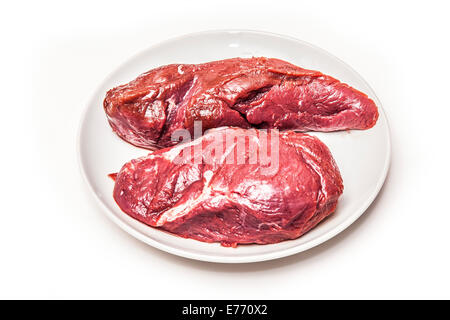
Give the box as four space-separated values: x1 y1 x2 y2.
1 0 449 299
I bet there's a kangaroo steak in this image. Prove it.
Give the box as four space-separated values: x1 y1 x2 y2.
112 127 344 247
104 57 378 149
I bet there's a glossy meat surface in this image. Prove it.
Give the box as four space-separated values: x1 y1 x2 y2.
112 127 343 246
104 57 378 149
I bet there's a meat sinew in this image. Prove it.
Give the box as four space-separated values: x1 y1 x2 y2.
112 127 343 247
104 57 378 149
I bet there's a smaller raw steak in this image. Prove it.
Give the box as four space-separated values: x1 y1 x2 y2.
104 57 378 149
112 127 344 247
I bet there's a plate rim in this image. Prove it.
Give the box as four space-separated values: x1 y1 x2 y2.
77 29 391 263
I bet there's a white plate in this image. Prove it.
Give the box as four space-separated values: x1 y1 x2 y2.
78 30 391 263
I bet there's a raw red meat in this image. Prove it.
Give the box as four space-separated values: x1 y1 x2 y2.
112 127 343 247
104 57 378 149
